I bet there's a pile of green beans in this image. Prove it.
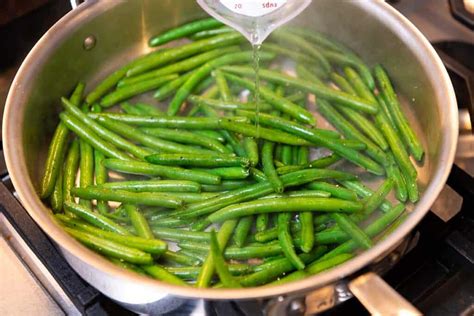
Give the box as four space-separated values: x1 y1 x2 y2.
40 17 424 288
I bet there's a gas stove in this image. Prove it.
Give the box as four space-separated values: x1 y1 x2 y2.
0 1 473 315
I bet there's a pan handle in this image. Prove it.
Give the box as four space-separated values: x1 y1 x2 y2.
348 272 422 316
266 272 422 315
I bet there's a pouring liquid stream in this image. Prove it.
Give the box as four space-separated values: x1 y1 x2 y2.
251 32 261 138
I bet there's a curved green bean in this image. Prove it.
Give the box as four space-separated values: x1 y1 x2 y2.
71 187 183 208
149 18 222 47
103 159 220 184
208 197 363 223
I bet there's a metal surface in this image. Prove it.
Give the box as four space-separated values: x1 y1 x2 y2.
349 272 422 316
2 0 458 313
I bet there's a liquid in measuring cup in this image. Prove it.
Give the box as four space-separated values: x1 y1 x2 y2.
197 0 312 135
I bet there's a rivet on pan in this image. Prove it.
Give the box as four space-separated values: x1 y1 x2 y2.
83 35 96 50
290 299 305 313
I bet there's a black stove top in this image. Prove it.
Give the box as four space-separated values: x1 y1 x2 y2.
0 1 473 315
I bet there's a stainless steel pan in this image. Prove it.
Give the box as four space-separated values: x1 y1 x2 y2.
2 0 458 314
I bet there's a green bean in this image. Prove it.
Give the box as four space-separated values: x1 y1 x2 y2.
156 192 218 203
223 74 316 125
331 213 372 249
89 112 248 129
201 180 254 192
141 127 230 154
374 65 424 161
331 70 389 150
193 130 225 143
196 104 247 157
64 227 153 264
123 204 155 239
280 144 293 166
286 27 357 59
149 227 210 243
212 69 232 101
386 153 408 202
142 265 189 286
121 102 164 116
196 219 238 287
101 74 177 107
153 71 194 100
317 99 387 165
375 93 397 131
208 197 363 223
222 120 312 146
57 214 166 254
64 200 131 235
221 66 379 114
99 116 220 156
179 241 283 260
236 110 384 175
344 67 417 180
177 168 356 219
120 46 239 87
149 216 194 228
179 249 208 262
243 137 259 167
404 172 420 203
167 51 275 115
72 187 183 208
320 203 405 260
60 112 130 160
98 180 201 193
310 155 342 168
364 178 394 215
194 167 249 180
260 190 331 200
50 169 63 213
306 182 357 201
149 18 222 47
41 83 85 198
239 246 327 286
190 26 233 40
255 214 269 233
262 141 284 193
287 27 374 89
62 98 151 159
161 250 201 266
299 210 314 253
262 43 317 66
250 167 267 183
278 213 305 269
189 95 272 111
41 122 71 199
79 139 94 208
62 140 80 204
109 258 146 275
103 159 221 184
130 32 243 77
166 264 249 279
272 31 331 74
145 153 249 168
93 150 109 214
297 146 310 166
296 63 323 85
273 253 354 285
210 230 241 287
233 216 253 247
339 180 392 213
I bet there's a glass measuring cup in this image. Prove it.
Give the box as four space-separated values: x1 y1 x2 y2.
197 0 312 45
